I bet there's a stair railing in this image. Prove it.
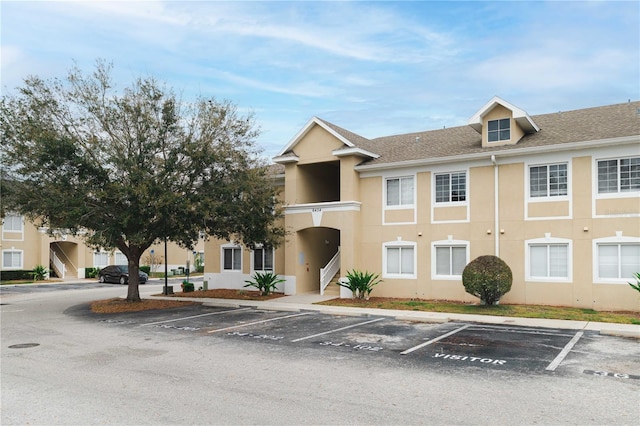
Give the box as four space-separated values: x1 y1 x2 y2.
320 247 340 295
52 242 78 278
50 248 66 279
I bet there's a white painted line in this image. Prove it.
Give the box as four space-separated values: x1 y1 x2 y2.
545 330 584 371
140 307 252 327
207 312 310 333
401 324 471 355
291 317 386 342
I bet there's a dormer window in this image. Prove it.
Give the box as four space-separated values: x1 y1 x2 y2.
488 118 510 142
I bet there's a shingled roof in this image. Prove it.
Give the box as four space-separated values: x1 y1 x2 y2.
307 101 640 168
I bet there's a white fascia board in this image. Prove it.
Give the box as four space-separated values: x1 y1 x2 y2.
273 154 300 164
275 117 355 157
355 135 639 173
332 147 380 159
468 96 539 134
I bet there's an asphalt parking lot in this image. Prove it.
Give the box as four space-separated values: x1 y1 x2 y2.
73 304 640 380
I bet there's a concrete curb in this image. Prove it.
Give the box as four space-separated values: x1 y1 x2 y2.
149 294 640 339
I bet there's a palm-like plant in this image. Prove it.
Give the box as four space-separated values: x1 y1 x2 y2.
628 272 640 293
337 269 382 300
244 271 285 296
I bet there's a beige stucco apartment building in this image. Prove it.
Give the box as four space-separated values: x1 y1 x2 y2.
204 97 639 312
1 219 204 280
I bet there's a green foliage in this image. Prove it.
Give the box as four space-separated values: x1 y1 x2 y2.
181 281 195 292
31 264 48 281
85 267 100 278
628 272 640 293
139 265 151 275
337 269 383 300
462 255 513 306
0 60 285 301
244 271 285 296
194 252 204 273
0 270 34 281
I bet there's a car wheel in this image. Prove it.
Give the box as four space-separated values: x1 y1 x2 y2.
99 276 105 283
119 276 127 285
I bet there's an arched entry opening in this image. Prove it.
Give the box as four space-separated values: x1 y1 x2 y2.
49 241 79 279
295 227 340 294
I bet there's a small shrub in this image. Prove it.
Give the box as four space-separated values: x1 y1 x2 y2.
181 281 195 292
337 269 383 300
85 267 100 278
244 271 285 296
628 272 640 293
140 265 151 275
32 264 49 281
462 255 512 306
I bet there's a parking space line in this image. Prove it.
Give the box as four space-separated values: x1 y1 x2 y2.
140 307 252 327
207 312 310 333
290 317 386 342
400 324 470 355
545 330 584 371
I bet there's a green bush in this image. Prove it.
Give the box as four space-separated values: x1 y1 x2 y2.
244 271 285 296
462 255 512 306
337 269 383 300
140 265 151 275
31 264 49 281
181 281 195 292
0 270 35 281
628 272 640 293
85 267 100 278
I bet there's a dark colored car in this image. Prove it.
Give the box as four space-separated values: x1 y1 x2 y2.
98 265 148 285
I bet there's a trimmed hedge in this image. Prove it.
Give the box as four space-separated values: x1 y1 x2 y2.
1 270 37 281
140 266 151 275
462 255 513 306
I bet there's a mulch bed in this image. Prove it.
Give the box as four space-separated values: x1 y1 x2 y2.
169 288 286 301
91 298 199 314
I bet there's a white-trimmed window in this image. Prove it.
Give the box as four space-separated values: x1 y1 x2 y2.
383 241 416 278
386 176 414 207
93 251 109 268
597 244 639 280
2 250 23 269
432 240 468 279
526 237 571 281
114 251 127 265
2 214 24 239
529 163 568 198
222 245 242 271
252 246 274 271
597 156 640 194
435 172 466 203
488 118 510 142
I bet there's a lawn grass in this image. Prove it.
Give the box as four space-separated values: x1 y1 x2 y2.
318 298 640 324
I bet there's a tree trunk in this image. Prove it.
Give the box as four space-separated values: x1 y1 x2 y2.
126 247 142 302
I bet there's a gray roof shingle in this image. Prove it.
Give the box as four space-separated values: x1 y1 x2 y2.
312 101 640 166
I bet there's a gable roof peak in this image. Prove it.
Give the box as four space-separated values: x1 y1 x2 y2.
468 96 540 134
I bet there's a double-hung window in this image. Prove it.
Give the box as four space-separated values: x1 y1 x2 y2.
253 247 273 271
597 243 639 280
384 242 415 278
433 244 468 278
386 176 414 207
529 244 569 279
114 251 127 265
2 214 23 240
529 164 568 198
435 172 466 203
2 250 23 269
93 251 109 268
223 246 242 271
488 118 510 142
597 157 640 194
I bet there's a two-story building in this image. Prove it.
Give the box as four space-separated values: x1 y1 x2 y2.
204 97 638 312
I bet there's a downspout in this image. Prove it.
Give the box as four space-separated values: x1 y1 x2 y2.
491 155 500 257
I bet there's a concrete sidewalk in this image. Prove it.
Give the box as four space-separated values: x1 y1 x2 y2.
148 291 640 339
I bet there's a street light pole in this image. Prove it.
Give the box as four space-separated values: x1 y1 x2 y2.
164 235 168 295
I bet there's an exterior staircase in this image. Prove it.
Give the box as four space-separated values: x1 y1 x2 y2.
322 272 341 297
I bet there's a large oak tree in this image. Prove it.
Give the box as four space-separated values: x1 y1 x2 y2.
0 61 284 301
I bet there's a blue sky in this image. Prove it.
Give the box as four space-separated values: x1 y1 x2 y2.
2 1 638 159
